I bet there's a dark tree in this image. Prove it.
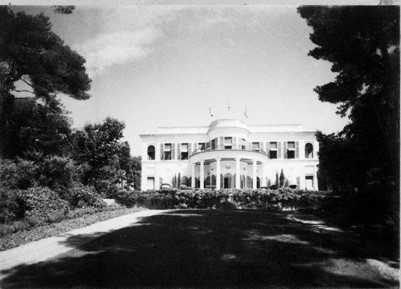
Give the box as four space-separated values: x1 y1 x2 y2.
3 97 72 158
72 118 126 185
129 156 142 191
0 7 91 158
279 169 285 188
52 6 75 14
298 6 399 188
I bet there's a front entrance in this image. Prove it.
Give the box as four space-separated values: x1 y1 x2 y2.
224 173 233 189
305 176 313 190
147 177 155 190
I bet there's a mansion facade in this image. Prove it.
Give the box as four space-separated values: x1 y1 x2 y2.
140 119 319 191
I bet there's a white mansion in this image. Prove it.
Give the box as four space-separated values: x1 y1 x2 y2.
140 119 319 191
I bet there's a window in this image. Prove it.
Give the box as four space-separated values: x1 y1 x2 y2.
240 139 245 150
147 145 155 160
198 142 206 151
252 142 260 152
269 142 277 159
305 176 314 190
147 177 155 190
287 141 295 159
305 143 313 158
181 143 188 160
211 139 216 150
164 143 171 160
224 137 232 149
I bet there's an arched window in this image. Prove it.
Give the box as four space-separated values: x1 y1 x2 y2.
182 176 189 187
224 173 233 189
305 143 313 159
147 145 155 160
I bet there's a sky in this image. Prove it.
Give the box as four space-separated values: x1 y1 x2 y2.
13 4 376 156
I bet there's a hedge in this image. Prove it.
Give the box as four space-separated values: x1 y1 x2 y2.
115 188 330 210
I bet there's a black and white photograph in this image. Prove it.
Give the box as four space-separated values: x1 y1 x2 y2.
0 0 399 288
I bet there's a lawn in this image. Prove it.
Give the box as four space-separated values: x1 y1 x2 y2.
0 209 398 288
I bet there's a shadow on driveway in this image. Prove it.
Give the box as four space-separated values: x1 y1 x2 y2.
0 210 398 288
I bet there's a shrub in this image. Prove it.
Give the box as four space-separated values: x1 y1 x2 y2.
67 186 106 209
105 184 119 199
0 159 38 189
0 188 24 224
114 189 329 211
38 156 76 190
17 187 69 221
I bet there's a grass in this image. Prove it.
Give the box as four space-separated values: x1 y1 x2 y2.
0 206 144 251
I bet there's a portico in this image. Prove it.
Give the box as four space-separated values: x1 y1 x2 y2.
190 149 268 189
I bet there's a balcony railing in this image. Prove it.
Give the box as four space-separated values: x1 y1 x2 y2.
190 144 268 158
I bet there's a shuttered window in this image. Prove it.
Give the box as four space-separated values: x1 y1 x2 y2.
164 143 171 160
224 137 232 149
287 141 295 159
181 143 188 160
252 142 259 152
269 142 277 159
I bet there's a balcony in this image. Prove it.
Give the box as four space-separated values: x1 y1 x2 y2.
190 144 268 158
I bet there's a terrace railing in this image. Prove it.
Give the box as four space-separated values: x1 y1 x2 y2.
190 144 268 158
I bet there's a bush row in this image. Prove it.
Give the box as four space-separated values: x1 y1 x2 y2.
0 205 115 237
0 186 106 227
114 188 330 210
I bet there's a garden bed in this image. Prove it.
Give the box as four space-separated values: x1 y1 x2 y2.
0 206 144 251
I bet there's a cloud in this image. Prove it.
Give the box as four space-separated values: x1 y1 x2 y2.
74 6 183 77
73 6 292 77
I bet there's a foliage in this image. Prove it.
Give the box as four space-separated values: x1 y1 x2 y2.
0 207 142 250
52 5 75 14
16 187 69 222
72 118 129 192
66 186 106 209
129 156 141 190
115 188 329 211
0 188 23 224
298 6 399 190
0 7 91 101
1 97 73 158
0 7 91 158
0 158 38 189
38 155 76 190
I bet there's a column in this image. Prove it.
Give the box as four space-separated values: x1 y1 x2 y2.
252 159 257 189
216 158 221 190
235 158 241 189
155 170 160 190
300 173 306 190
261 163 267 187
191 162 196 188
313 165 318 191
141 171 147 191
200 160 204 189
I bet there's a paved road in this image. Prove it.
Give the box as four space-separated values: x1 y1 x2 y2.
0 210 169 277
0 209 398 288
